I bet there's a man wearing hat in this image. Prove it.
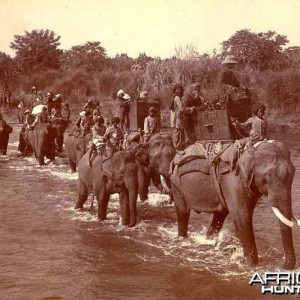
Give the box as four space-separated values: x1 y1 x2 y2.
143 106 160 142
139 91 148 101
45 92 54 115
116 89 131 133
53 94 62 113
219 55 241 101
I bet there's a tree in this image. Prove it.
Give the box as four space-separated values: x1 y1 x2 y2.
61 41 107 72
109 53 134 71
0 52 15 80
221 29 289 70
285 46 300 67
10 29 62 73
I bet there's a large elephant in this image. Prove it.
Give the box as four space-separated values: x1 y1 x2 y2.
50 117 69 152
64 132 92 172
23 123 57 166
170 140 297 269
0 120 13 155
75 146 149 227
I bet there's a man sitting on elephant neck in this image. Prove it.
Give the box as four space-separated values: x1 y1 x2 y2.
104 116 124 154
88 117 107 165
79 110 93 137
88 137 109 166
232 103 267 148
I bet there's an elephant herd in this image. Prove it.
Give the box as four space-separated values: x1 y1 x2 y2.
64 131 298 270
2 121 298 269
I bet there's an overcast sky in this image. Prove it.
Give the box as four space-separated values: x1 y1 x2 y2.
1 0 300 58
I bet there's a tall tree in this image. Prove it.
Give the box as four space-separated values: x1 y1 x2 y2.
0 52 15 80
10 29 61 73
221 29 289 70
61 41 107 72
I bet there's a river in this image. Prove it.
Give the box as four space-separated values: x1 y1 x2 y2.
1 125 300 300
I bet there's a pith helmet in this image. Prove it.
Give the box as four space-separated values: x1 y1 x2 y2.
222 55 238 64
148 106 157 113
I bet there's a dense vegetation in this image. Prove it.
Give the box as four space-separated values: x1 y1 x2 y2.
1 28 300 130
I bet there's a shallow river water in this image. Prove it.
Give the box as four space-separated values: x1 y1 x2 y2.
1 126 300 300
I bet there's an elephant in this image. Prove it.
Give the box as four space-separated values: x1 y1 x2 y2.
0 120 13 155
126 142 150 201
75 147 149 227
22 123 57 166
64 132 92 172
50 117 69 152
148 132 176 194
170 140 297 269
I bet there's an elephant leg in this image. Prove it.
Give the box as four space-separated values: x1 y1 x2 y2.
69 159 76 173
172 183 190 237
75 180 88 209
233 214 258 265
97 185 110 220
37 153 44 166
119 190 130 225
207 210 229 238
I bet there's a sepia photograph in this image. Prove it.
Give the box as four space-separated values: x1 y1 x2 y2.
1 0 300 299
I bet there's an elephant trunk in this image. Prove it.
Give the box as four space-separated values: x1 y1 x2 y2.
278 208 296 270
271 188 296 270
137 164 149 201
126 175 138 227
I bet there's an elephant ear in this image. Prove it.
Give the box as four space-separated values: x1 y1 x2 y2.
102 159 114 180
236 149 255 188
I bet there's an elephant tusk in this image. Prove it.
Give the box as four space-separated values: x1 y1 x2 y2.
292 215 300 226
271 207 294 228
160 175 170 193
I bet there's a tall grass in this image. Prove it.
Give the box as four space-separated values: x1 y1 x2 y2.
5 57 300 131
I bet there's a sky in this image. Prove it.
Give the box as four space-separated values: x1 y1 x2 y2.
1 0 300 58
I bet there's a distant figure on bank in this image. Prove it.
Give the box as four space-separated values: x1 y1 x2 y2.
143 106 160 142
17 100 25 124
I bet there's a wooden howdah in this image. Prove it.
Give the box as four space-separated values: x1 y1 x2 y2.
193 99 252 140
129 99 160 131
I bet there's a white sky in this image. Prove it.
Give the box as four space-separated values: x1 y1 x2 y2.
1 0 300 58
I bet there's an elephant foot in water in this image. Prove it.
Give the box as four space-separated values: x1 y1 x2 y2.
206 211 229 239
75 193 88 209
244 253 259 266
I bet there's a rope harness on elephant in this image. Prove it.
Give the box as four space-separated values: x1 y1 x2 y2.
170 139 276 208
